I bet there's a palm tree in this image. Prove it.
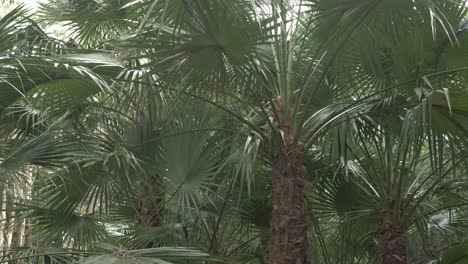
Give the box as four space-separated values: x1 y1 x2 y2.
113 0 468 262
2 5 254 263
309 119 468 263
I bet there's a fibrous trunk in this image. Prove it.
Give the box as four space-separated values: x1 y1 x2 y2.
136 175 166 248
377 218 407 264
269 143 311 264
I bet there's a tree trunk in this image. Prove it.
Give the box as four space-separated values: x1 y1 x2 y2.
2 188 13 248
377 219 407 264
269 143 311 264
135 175 166 248
24 218 32 247
13 218 25 247
0 187 6 257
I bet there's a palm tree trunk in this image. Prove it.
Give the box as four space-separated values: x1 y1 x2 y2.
136 175 166 248
269 143 311 264
377 215 407 264
2 188 13 248
24 218 32 247
0 187 6 256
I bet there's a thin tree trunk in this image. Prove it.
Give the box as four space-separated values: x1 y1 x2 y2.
13 218 24 247
7 200 15 248
2 188 13 248
24 168 33 247
23 218 32 247
13 176 27 248
269 126 311 263
0 187 5 256
377 212 407 264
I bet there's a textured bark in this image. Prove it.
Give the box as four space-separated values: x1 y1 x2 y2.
268 97 311 264
269 141 311 264
135 175 166 248
136 190 165 228
377 217 407 264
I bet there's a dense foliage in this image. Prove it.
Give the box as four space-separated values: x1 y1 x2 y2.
0 0 467 263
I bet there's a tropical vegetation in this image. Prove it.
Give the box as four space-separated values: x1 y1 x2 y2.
0 0 467 263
